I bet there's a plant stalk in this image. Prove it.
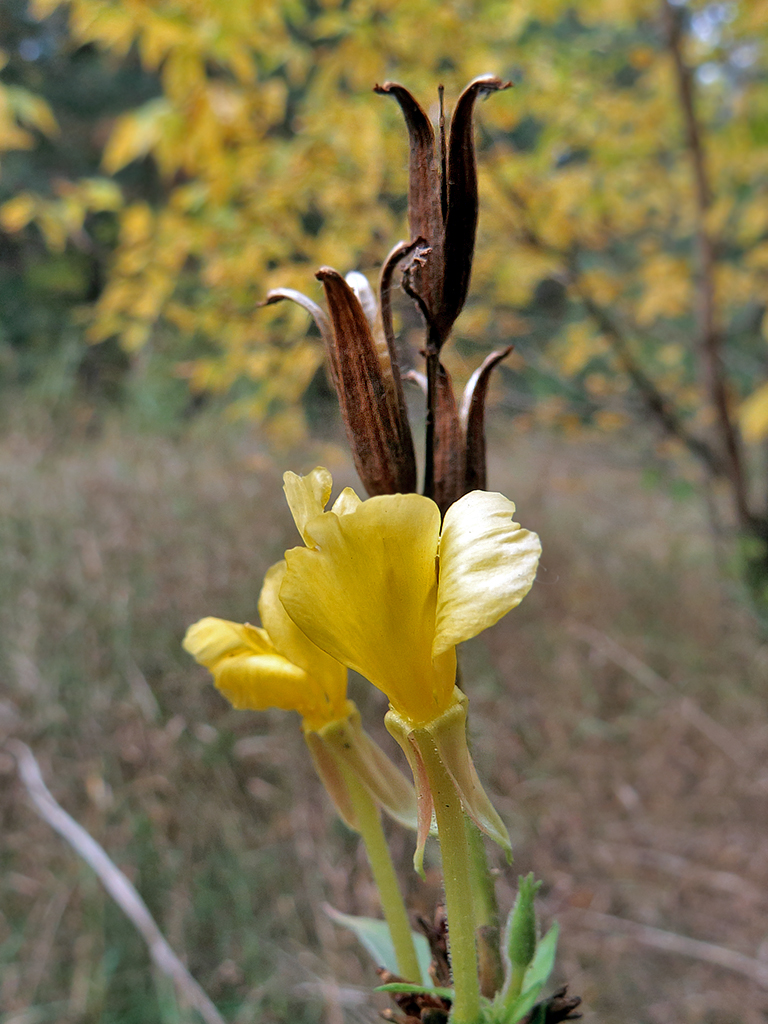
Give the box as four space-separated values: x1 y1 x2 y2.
341 767 422 983
465 820 503 998
417 736 481 1024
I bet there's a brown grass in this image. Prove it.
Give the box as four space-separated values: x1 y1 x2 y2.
1 407 766 1024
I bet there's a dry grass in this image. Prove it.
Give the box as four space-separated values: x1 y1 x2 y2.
1 406 766 1024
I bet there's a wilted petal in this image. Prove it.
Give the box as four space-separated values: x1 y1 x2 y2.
258 561 348 719
317 268 417 496
433 491 541 657
281 493 456 724
283 467 333 546
461 347 513 492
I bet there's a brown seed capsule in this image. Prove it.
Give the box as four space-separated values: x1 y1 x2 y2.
375 75 512 351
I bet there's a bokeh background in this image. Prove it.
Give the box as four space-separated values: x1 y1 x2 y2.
1 1 768 1022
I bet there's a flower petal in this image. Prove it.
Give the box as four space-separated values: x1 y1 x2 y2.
259 561 349 721
331 486 362 516
183 616 274 669
283 467 332 546
212 650 311 714
433 491 541 657
281 493 454 724
183 614 333 726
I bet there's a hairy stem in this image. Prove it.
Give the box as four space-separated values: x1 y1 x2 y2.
465 820 503 998
417 736 481 1024
342 768 422 983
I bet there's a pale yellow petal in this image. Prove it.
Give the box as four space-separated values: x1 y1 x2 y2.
212 650 313 714
281 493 453 724
183 614 333 725
183 616 273 669
331 486 362 516
259 560 349 720
283 467 333 546
433 491 541 657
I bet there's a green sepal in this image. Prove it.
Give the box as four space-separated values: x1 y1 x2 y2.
504 873 542 980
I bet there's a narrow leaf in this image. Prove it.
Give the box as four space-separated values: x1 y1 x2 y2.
501 981 544 1024
522 922 559 993
376 982 454 1000
324 906 432 985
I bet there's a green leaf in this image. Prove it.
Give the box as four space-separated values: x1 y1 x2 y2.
522 922 559 993
500 980 544 1024
324 905 432 986
375 982 454 1000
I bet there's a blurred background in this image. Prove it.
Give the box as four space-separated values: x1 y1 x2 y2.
1 0 768 1021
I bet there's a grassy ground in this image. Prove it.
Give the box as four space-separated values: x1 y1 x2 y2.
1 401 766 1024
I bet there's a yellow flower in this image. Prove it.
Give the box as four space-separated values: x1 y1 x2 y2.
278 467 542 863
279 468 542 729
184 560 349 733
183 559 416 831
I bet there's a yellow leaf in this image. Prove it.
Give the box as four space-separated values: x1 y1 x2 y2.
740 381 768 442
102 99 170 174
0 192 37 232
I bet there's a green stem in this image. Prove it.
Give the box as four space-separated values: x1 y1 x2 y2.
465 821 503 999
341 768 422 983
417 736 481 1024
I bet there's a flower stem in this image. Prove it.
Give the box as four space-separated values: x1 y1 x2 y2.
465 820 503 998
341 768 422 983
417 736 481 1024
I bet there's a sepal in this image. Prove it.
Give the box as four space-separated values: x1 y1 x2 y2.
305 703 418 832
385 688 511 875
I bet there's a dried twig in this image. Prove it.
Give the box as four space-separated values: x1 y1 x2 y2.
567 620 749 766
593 842 765 905
572 909 768 990
7 739 227 1024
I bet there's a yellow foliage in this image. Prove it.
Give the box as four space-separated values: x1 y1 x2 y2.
5 0 768 454
739 382 768 442
636 255 691 326
556 323 608 377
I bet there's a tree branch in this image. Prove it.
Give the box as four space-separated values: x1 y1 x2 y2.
662 0 753 527
496 180 725 475
575 289 725 477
